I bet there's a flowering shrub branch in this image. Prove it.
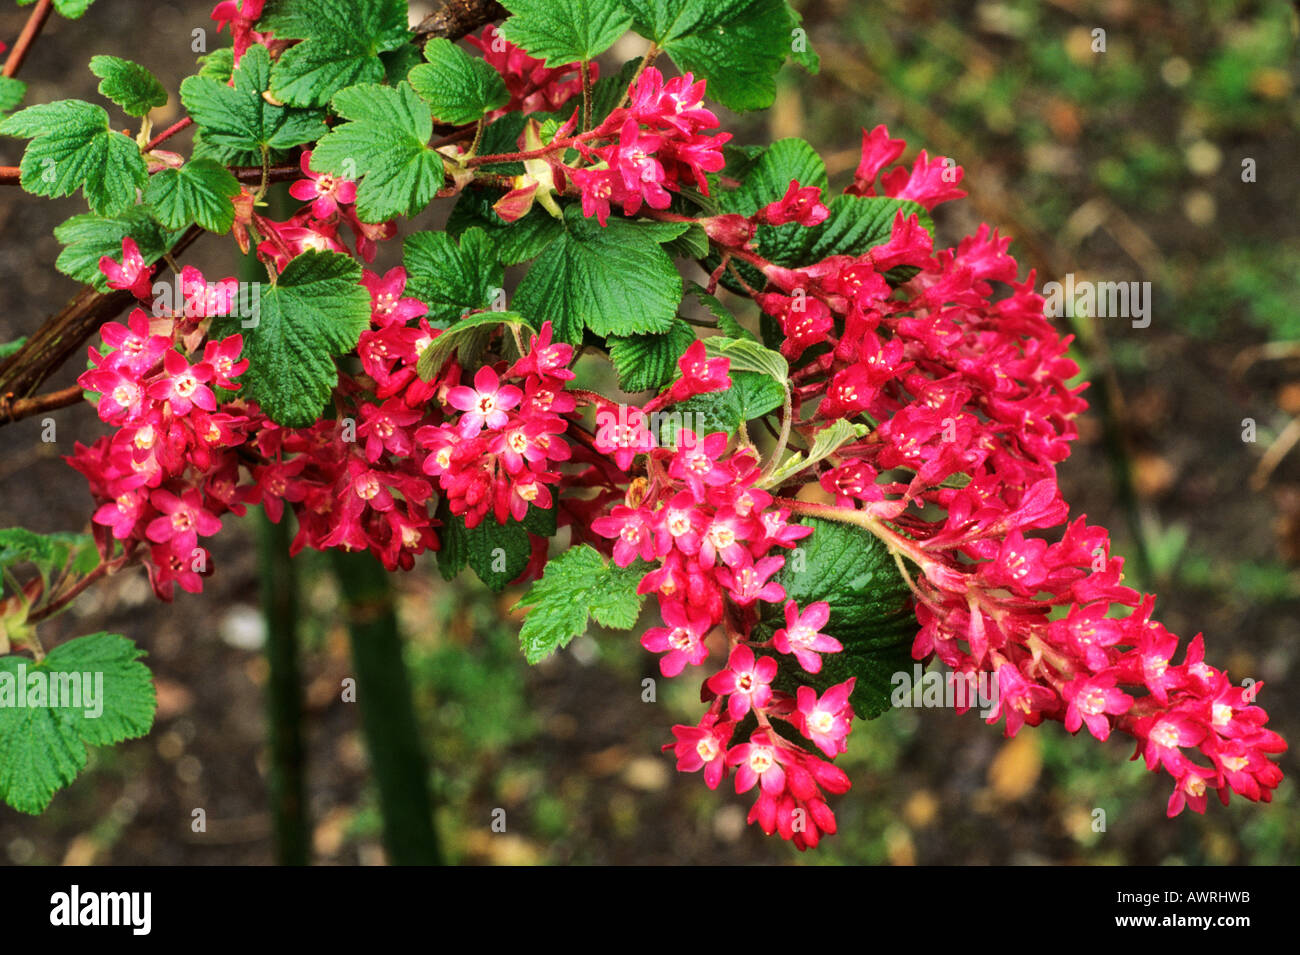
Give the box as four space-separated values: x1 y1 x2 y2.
0 0 1284 848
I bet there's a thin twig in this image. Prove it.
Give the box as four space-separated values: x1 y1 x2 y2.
0 384 83 424
2 0 54 79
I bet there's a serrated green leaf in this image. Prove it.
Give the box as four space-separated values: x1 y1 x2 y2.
0 99 147 215
0 632 155 814
53 207 179 290
717 136 828 216
0 77 27 117
499 0 633 67
308 82 443 223
513 205 683 343
381 43 425 85
513 545 646 663
686 283 753 340
409 38 509 126
762 419 869 487
404 227 506 327
180 45 327 166
446 188 566 265
88 56 167 118
259 0 412 107
145 158 240 233
607 319 695 393
211 250 370 427
754 518 916 719
624 0 810 112
757 194 932 267
701 335 788 382
197 47 235 82
415 311 531 381
0 528 61 571
663 370 785 441
438 507 553 593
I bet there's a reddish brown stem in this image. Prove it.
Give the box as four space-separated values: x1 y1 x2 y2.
28 555 130 624
0 225 203 409
144 116 193 152
2 0 53 79
0 384 83 423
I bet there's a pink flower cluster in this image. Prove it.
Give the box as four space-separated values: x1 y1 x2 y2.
467 24 592 117
70 276 253 599
413 322 575 530
258 150 393 272
689 124 1285 817
566 68 731 225
579 347 861 849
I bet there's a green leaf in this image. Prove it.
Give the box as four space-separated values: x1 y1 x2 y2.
0 632 155 814
180 45 327 166
718 136 828 216
607 319 695 393
88 56 167 118
259 0 412 107
446 189 566 265
513 205 684 343
754 518 917 719
409 38 509 125
53 207 179 290
437 507 552 593
701 335 788 382
0 338 26 361
0 99 147 216
0 77 27 117
589 58 642 119
763 419 869 487
415 311 532 381
212 251 370 427
513 545 646 663
19 0 97 18
404 227 506 327
624 0 809 112
145 159 240 233
499 0 633 67
663 370 785 441
381 43 425 85
758 194 932 267
196 47 235 83
687 283 753 339
309 82 443 223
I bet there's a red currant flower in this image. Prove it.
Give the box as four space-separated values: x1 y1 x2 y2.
447 366 522 436
148 350 216 415
666 714 735 789
98 237 155 302
291 150 358 219
361 267 427 328
1063 673 1134 741
757 180 830 227
727 729 787 795
772 600 841 673
793 679 856 758
708 644 777 720
640 599 714 677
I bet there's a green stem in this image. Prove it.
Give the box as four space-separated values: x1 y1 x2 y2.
331 550 442 865
259 512 309 866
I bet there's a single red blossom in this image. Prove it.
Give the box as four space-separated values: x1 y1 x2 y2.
708 644 778 721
